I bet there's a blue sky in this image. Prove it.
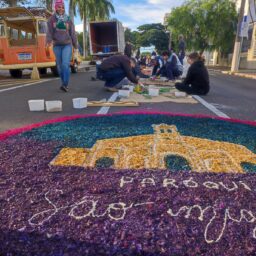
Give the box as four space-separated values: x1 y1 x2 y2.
75 0 185 32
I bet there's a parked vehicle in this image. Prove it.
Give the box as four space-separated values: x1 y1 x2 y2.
0 7 80 78
89 20 125 58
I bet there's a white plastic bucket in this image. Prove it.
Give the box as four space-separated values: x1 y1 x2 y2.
175 91 187 97
28 99 45 111
45 100 62 112
118 89 130 98
72 98 88 109
148 88 159 96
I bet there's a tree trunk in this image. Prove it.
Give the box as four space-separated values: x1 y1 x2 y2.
9 0 18 6
69 0 75 23
83 18 88 58
46 0 53 12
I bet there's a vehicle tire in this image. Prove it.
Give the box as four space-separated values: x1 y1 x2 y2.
71 61 78 74
9 69 22 78
39 68 47 75
51 66 59 77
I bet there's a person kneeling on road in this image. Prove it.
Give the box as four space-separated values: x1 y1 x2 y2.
96 55 142 92
175 52 210 95
156 51 183 81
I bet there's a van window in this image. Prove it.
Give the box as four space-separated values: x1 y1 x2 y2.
0 24 5 36
10 28 18 40
38 21 47 34
27 33 32 39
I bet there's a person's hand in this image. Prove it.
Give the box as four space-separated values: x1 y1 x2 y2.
45 42 52 49
74 49 79 59
138 81 144 87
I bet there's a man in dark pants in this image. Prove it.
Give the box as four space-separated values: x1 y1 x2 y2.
178 35 186 65
156 51 182 80
97 55 141 92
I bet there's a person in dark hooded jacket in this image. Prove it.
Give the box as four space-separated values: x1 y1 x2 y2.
175 52 210 95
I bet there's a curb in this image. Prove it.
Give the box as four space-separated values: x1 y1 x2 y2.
221 71 256 80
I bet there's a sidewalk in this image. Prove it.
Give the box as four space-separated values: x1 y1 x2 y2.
208 65 256 80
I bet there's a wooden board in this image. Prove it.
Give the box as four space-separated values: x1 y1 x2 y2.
140 79 175 87
87 101 139 107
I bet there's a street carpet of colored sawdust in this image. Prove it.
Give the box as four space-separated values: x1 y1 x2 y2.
0 113 256 255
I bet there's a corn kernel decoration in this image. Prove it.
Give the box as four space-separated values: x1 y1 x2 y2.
51 124 256 173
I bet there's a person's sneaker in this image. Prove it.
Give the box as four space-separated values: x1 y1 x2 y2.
60 86 69 92
104 86 119 92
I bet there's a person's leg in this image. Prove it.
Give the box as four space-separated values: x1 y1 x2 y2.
165 63 175 80
152 64 159 76
175 82 209 95
173 68 182 79
175 82 195 94
102 68 126 88
53 45 63 82
61 44 72 87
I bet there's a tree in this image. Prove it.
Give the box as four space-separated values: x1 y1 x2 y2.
0 0 29 7
168 0 237 54
137 23 169 53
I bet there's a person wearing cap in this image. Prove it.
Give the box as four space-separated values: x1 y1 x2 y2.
97 55 142 92
46 0 78 92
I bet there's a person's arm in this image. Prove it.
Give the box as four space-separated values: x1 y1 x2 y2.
122 60 139 84
183 65 194 85
46 17 53 47
69 20 78 49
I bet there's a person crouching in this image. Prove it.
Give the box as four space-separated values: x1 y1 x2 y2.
97 55 142 92
175 52 210 95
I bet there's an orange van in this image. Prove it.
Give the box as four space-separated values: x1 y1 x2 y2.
0 7 80 78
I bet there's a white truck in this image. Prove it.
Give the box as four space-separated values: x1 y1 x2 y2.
89 20 125 57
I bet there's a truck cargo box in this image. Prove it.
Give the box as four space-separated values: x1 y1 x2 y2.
89 20 125 56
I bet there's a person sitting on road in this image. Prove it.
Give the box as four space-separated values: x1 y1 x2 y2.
156 51 183 80
175 52 210 95
151 54 164 77
46 0 78 92
96 55 142 92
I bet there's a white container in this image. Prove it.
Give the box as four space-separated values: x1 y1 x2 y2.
72 98 88 109
148 88 159 97
28 99 45 111
175 91 187 97
45 100 62 112
118 89 130 98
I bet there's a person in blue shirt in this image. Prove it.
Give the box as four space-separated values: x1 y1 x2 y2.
156 51 183 80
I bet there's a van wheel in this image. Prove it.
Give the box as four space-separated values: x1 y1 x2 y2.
39 68 47 75
9 69 22 78
71 61 78 74
51 66 59 77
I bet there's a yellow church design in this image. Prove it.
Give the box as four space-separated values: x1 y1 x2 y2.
51 124 256 173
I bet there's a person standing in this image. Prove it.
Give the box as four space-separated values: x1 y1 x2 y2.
175 52 210 95
178 35 186 65
124 42 133 58
46 0 78 92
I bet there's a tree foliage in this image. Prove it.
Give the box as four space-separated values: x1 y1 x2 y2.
136 23 169 53
168 0 238 53
0 0 30 7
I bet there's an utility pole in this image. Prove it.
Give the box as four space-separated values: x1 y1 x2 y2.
231 0 246 72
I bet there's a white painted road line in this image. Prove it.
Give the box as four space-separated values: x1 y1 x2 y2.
97 92 119 115
193 95 230 118
0 78 58 93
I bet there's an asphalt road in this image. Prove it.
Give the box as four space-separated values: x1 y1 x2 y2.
0 69 255 132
